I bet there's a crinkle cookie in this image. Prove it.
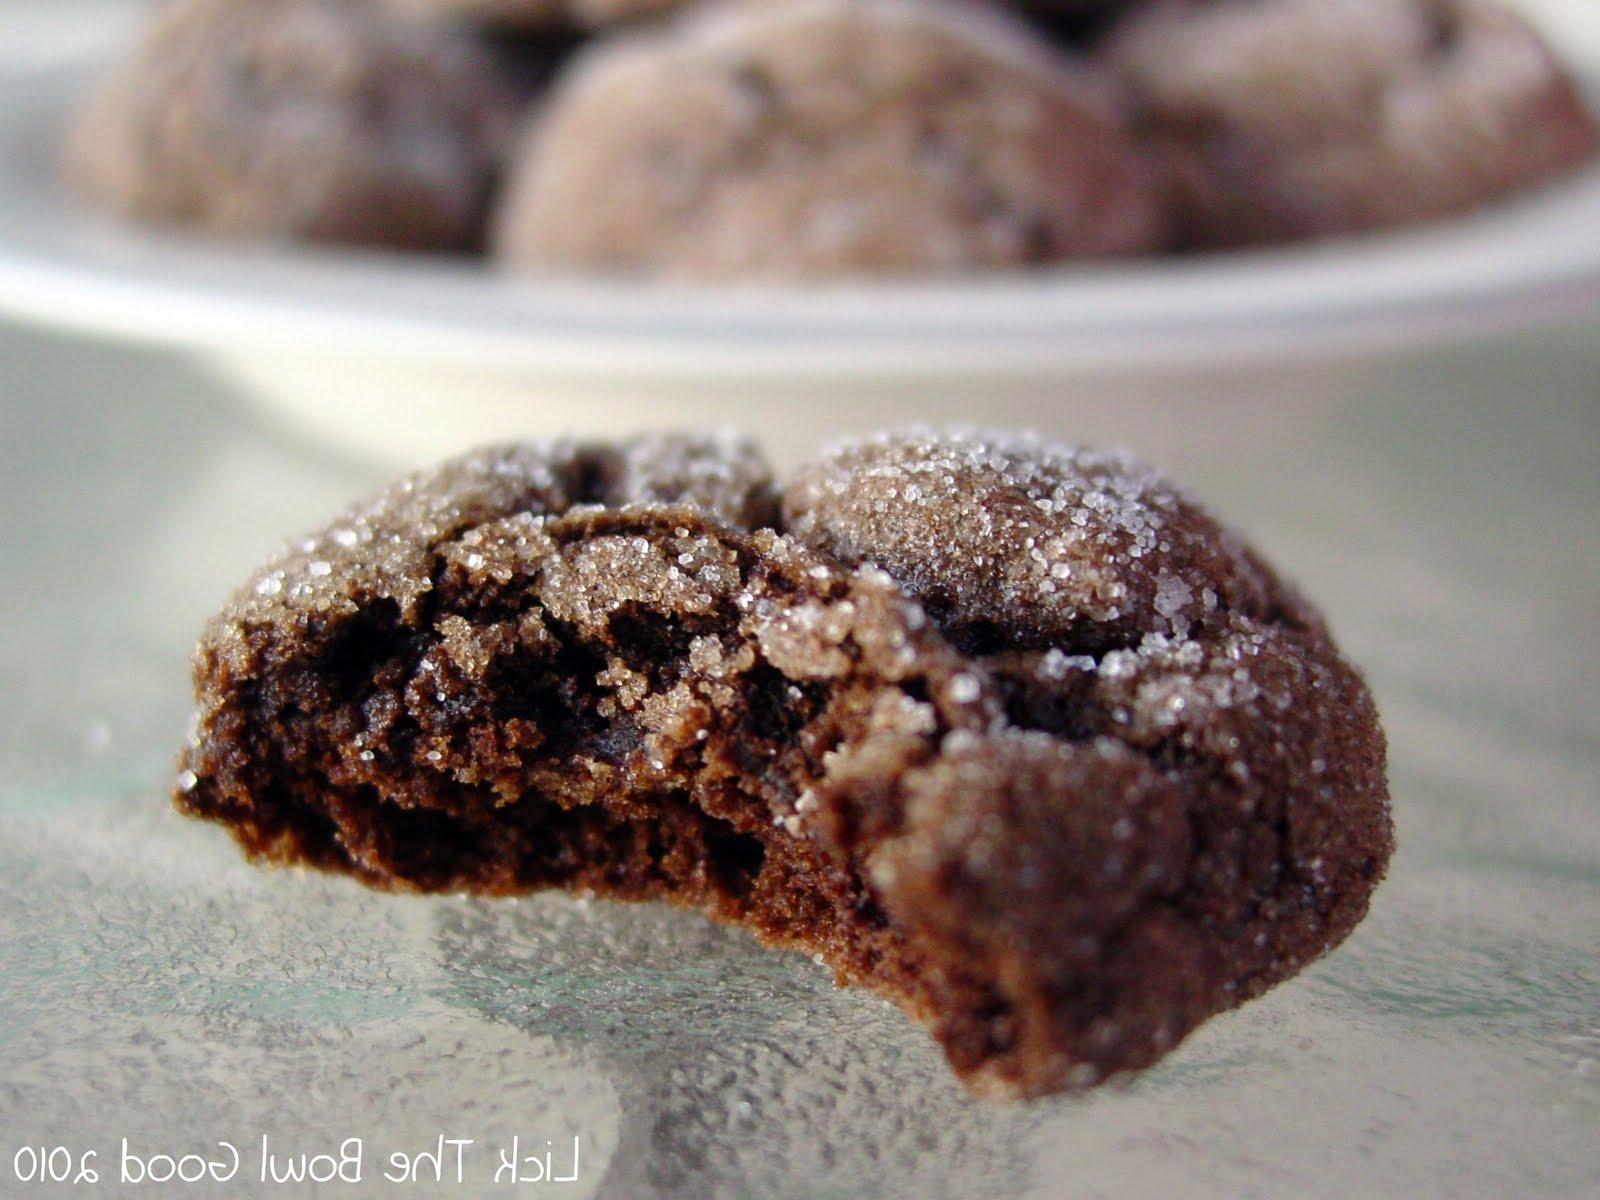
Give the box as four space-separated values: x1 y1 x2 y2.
492 0 1169 278
177 430 1390 1099
67 0 524 252
1102 0 1600 247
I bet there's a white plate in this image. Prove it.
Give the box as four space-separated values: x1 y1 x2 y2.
2 0 1599 459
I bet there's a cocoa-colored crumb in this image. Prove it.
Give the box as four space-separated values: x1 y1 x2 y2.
177 429 1391 1099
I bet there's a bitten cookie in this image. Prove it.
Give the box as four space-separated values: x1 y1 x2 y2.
1102 0 1600 247
177 430 1391 1099
67 0 524 252
492 0 1169 277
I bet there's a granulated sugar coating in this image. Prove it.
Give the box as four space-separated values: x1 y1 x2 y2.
67 0 522 251
178 429 1391 1099
784 428 1295 649
1102 0 1600 247
493 0 1169 278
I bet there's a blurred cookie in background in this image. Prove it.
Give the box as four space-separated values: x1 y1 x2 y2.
61 0 1599 270
1102 0 1600 248
493 0 1170 278
66 0 528 252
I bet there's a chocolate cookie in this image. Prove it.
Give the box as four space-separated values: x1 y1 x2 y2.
492 0 1169 278
176 430 1390 1099
1102 0 1600 247
67 0 524 252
